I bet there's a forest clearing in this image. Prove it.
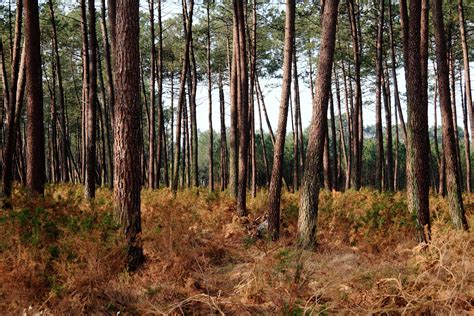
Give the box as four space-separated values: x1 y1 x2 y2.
0 185 472 314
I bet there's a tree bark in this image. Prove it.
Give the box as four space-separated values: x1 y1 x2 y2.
298 0 339 249
347 0 362 189
207 0 214 191
460 66 471 192
402 0 431 243
383 62 394 191
218 73 228 191
24 0 45 194
388 0 407 141
457 0 473 162
156 0 165 187
375 0 384 191
148 0 156 189
114 0 144 271
2 0 23 204
172 0 193 193
267 0 295 239
234 0 249 216
329 89 338 190
48 0 69 182
432 0 469 230
189 27 198 188
229 20 239 198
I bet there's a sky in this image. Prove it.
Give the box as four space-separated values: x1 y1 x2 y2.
187 60 474 135
52 0 474 135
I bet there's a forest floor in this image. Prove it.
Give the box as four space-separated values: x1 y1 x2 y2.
0 184 473 315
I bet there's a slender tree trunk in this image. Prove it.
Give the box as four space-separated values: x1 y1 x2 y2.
334 68 349 188
2 0 23 204
249 0 257 198
47 52 60 183
394 93 399 190
256 85 270 186
268 0 295 239
98 55 112 187
49 0 69 182
388 0 407 141
460 66 471 192
293 41 301 190
24 0 45 194
401 0 431 243
329 90 338 190
298 0 339 248
172 0 193 193
148 0 156 189
206 0 214 191
229 22 239 198
383 62 394 191
432 0 468 230
234 0 250 216
433 77 443 194
375 0 384 191
218 73 228 191
170 70 175 187
347 0 361 189
457 0 474 160
189 30 198 188
323 128 331 190
114 0 144 271
156 0 164 187
449 49 464 191
256 78 275 144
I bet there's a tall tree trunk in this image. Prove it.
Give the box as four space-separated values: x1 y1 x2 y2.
170 70 175 187
156 0 164 187
401 0 431 243
383 62 394 191
329 90 338 190
229 20 239 198
256 78 275 144
47 52 60 183
449 49 464 191
256 85 270 186
218 73 228 191
234 0 249 216
2 0 23 204
334 68 349 188
48 0 69 182
189 29 198 188
298 0 338 248
375 0 384 191
323 128 332 190
347 0 362 189
432 0 469 230
148 0 156 189
249 0 257 198
114 0 144 271
100 0 114 188
98 54 112 187
25 0 45 194
268 0 295 240
388 0 407 140
172 0 193 193
207 0 214 191
460 67 471 192
457 0 473 161
293 41 301 190
394 91 399 190
433 78 443 194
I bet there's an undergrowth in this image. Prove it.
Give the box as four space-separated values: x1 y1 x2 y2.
0 184 472 314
